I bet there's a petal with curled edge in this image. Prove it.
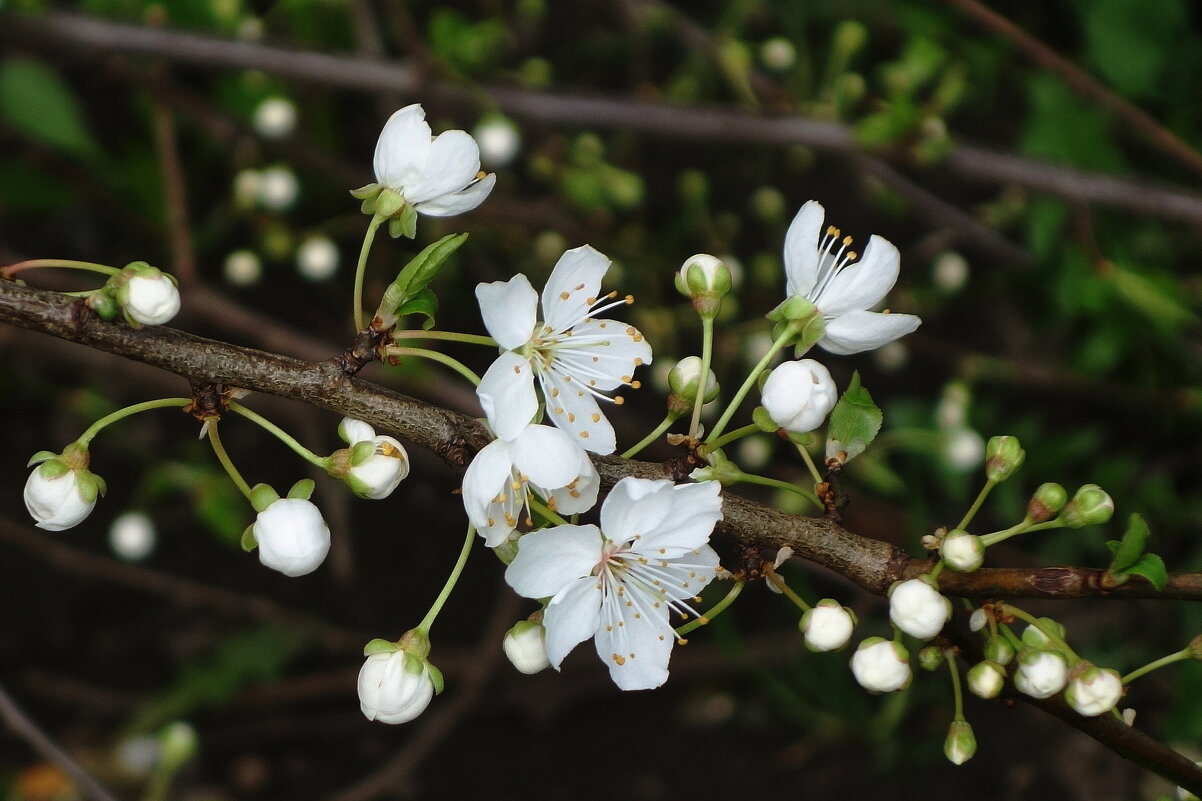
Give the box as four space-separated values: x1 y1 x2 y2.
476 274 537 350
819 309 921 355
783 200 825 300
549 317 652 393
415 173 495 217
541 245 611 334
510 424 586 490
477 351 538 442
814 234 900 317
403 129 481 205
461 438 517 546
372 105 432 190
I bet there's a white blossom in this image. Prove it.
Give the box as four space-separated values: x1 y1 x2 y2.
761 359 838 433
462 423 599 547
336 419 409 500
1066 664 1124 717
122 269 181 325
373 104 496 217
850 637 912 693
783 200 921 354
505 477 723 691
253 498 330 577
888 577 952 640
358 651 435 724
1014 649 1069 699
503 620 552 675
802 599 855 652
24 448 103 531
476 245 652 454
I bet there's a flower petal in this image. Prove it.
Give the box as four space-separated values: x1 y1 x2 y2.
538 367 616 455
461 439 517 546
477 351 539 441
403 129 482 205
819 309 922 355
373 105 432 189
593 576 674 691
510 424 585 489
599 477 675 545
542 448 600 516
814 234 900 317
549 317 652 392
541 245 611 334
631 480 724 555
505 524 602 599
783 200 825 299
414 172 496 217
542 575 603 669
476 274 537 349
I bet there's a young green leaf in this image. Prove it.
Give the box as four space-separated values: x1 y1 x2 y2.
825 372 883 463
374 233 467 329
1109 513 1151 573
396 287 439 331
1122 553 1168 591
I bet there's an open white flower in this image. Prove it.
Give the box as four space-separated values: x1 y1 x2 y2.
783 200 921 354
462 422 599 547
373 104 496 217
476 245 652 454
505 477 723 691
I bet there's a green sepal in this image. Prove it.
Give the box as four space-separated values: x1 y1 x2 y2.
824 371 883 463
1108 514 1150 573
240 523 258 552
784 430 818 448
287 478 315 500
248 483 280 512
386 204 418 239
751 405 778 433
350 182 381 201
348 440 376 466
27 450 59 468
79 471 107 502
362 637 401 656
427 662 445 695
87 291 119 320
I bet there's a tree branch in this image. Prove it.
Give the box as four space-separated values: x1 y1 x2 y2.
4 10 1202 226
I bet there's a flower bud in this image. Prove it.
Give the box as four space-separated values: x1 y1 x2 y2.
888 577 952 640
250 497 331 577
24 444 106 531
253 96 298 139
984 634 1016 666
800 599 855 652
985 435 1025 482
918 645 944 672
358 643 439 725
967 660 1006 699
850 637 912 693
503 620 551 674
111 262 181 326
968 608 988 632
1190 634 1202 661
1021 618 1065 649
940 529 985 572
1066 662 1124 717
676 253 732 318
296 236 340 281
109 511 156 561
157 721 198 772
760 359 837 434
1060 484 1114 529
338 437 410 500
1026 482 1068 522
1014 649 1069 699
666 356 720 417
943 720 977 765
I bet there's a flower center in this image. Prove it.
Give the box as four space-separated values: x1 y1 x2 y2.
810 224 859 306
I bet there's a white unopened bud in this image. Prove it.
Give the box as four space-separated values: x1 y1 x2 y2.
109 511 156 561
1014 649 1069 699
258 165 299 211
25 445 104 531
888 577 952 640
253 96 297 139
761 359 837 434
358 650 436 724
503 620 551 674
344 437 410 499
1066 663 1124 717
940 530 985 572
296 236 340 281
932 251 969 293
252 498 330 576
801 599 855 652
850 637 911 693
223 249 262 286
966 660 1006 699
474 114 522 168
943 719 976 765
113 262 180 326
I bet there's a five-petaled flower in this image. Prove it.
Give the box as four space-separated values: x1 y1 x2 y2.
783 200 921 354
505 477 724 691
476 245 652 455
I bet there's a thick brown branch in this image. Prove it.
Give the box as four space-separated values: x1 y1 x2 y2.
4 10 1202 226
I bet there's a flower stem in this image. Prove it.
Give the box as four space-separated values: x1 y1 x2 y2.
391 329 497 347
947 649 966 721
735 471 821 509
76 397 192 446
528 497 571 528
675 580 744 637
228 402 329 469
621 413 679 459
707 423 760 450
764 569 812 613
1122 648 1190 685
384 346 482 386
352 214 385 331
417 523 476 634
980 519 1063 547
688 316 715 440
2 258 120 278
956 478 997 531
795 441 824 486
705 321 800 444
1003 604 1079 661
206 420 253 500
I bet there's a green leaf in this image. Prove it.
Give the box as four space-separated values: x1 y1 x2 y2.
1110 513 1151 573
0 58 101 160
1122 552 1168 591
1108 263 1199 334
825 372 883 463
396 287 439 330
375 233 466 328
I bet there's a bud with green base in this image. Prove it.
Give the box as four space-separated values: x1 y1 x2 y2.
358 629 444 724
1059 484 1114 529
967 660 1006 699
676 253 733 319
666 356 720 418
107 262 181 327
985 435 1025 482
241 480 331 577
503 618 552 675
1065 662 1124 717
919 645 945 672
800 599 856 652
944 720 977 765
940 529 985 572
327 422 410 499
24 443 107 531
984 634 1016 666
1026 482 1068 523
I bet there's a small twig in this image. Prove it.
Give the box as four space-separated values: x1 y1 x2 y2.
0 680 125 801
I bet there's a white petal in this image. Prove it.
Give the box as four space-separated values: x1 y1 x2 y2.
542 575 602 669
599 477 675 544
373 105 432 189
476 274 537 349
819 309 922 355
339 417 376 444
510 424 584 489
414 172 496 217
634 546 722 604
461 439 516 542
550 317 652 392
538 368 616 455
593 576 674 691
633 481 724 555
543 449 599 516
541 245 611 334
505 524 602 599
815 234 900 317
477 351 539 442
783 200 825 299
403 129 481 205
